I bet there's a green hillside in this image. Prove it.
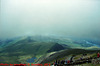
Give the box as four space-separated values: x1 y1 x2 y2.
0 36 100 64
0 38 65 64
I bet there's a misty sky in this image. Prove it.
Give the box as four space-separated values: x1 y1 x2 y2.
0 0 100 39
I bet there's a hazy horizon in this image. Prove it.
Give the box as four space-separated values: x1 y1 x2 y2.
0 0 100 39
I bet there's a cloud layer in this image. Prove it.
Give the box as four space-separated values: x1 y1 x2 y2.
0 0 100 39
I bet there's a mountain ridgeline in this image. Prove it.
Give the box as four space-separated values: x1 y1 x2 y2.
0 36 100 64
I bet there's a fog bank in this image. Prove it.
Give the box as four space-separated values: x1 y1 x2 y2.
0 0 100 39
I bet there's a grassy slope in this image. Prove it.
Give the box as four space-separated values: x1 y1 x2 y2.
0 36 100 64
0 38 65 64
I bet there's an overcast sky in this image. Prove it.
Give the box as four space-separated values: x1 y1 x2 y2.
0 0 100 39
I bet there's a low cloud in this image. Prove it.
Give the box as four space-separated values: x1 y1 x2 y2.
0 0 100 39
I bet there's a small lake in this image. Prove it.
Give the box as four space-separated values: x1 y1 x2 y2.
26 57 37 63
